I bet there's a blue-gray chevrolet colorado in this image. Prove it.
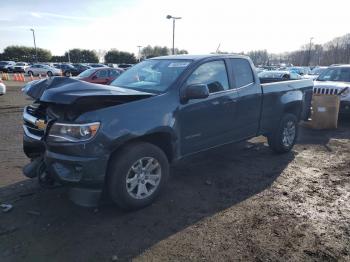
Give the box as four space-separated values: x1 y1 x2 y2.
22 55 313 209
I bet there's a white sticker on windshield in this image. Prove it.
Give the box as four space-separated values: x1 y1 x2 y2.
168 62 190 68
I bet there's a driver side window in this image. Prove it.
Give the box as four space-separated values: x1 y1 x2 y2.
186 60 229 93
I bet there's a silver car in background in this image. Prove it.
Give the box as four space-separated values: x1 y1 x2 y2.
25 64 62 77
12 62 30 73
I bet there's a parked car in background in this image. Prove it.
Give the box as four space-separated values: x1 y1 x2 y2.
75 67 123 85
72 64 91 73
89 63 108 68
258 70 302 83
288 66 310 76
107 63 118 68
0 80 6 95
54 64 81 77
12 62 30 73
25 64 62 77
255 67 265 74
118 63 134 70
311 67 328 76
0 61 16 72
304 66 328 80
314 65 350 115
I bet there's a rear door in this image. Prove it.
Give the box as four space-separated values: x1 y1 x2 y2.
229 58 262 139
91 69 109 84
37 65 46 75
31 65 40 75
178 59 239 155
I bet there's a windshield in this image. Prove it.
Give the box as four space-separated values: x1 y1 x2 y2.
0 61 9 65
317 67 350 82
15 63 26 66
310 67 327 75
110 59 191 93
77 68 96 77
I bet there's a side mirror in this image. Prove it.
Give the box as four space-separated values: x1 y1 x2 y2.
182 84 209 103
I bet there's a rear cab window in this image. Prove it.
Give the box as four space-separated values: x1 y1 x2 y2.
230 58 255 88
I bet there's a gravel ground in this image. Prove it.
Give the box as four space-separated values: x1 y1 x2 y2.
0 82 349 261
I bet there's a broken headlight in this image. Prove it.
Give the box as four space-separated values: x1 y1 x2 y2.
48 122 100 142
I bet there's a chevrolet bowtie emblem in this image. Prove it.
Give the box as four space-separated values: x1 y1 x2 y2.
35 119 47 130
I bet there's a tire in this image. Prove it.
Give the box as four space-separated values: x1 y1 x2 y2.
64 71 70 77
268 113 298 153
108 142 169 210
28 71 34 76
47 71 53 77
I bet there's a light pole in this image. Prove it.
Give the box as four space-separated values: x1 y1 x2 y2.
137 45 142 62
67 50 71 63
166 15 181 55
308 37 314 66
30 28 38 63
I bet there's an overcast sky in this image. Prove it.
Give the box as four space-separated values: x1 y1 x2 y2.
0 0 349 55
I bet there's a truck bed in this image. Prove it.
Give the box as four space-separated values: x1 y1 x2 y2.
259 79 314 135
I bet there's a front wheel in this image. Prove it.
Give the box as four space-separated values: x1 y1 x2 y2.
108 142 169 210
47 71 53 77
268 113 298 153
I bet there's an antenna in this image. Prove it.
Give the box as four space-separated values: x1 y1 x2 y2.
216 43 221 53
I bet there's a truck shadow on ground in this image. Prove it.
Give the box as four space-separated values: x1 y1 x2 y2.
0 138 296 261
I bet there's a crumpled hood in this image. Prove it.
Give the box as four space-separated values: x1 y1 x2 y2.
24 77 154 105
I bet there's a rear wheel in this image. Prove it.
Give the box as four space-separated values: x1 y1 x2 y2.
108 142 169 210
268 113 298 153
27 71 34 76
47 71 53 77
64 71 71 77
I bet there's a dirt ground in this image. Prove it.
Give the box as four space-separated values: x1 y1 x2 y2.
0 82 349 262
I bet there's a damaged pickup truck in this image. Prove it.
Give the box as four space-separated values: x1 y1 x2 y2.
22 55 313 209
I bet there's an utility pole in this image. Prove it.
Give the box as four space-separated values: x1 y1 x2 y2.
30 28 38 62
67 50 71 63
137 45 142 62
166 15 182 55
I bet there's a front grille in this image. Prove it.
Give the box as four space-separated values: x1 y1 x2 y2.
313 87 339 95
23 105 47 140
26 126 44 137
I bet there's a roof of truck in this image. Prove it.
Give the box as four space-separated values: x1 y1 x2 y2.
151 54 249 61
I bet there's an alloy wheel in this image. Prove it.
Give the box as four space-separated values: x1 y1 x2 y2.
125 157 161 199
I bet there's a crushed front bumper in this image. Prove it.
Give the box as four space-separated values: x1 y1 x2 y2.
44 150 109 187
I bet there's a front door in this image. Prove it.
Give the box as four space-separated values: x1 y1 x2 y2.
178 60 238 156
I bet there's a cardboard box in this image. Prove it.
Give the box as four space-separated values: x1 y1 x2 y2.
310 94 340 129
